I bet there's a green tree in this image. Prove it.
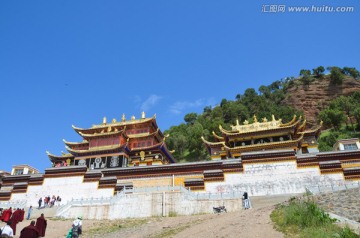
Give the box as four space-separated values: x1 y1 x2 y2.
184 113 198 125
342 67 360 79
312 66 325 78
328 66 345 85
299 69 312 86
318 108 345 130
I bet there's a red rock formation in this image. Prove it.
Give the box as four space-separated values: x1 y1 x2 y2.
284 76 360 127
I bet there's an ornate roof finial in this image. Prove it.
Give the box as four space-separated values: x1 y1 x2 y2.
262 117 268 122
112 118 116 123
253 115 258 123
122 113 126 122
107 126 112 132
236 119 240 126
141 111 146 119
103 117 107 125
154 113 156 119
131 115 135 120
243 120 249 125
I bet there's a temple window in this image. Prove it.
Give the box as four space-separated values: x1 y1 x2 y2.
14 169 23 175
344 144 358 150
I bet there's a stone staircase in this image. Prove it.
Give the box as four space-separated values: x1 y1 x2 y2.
27 206 58 220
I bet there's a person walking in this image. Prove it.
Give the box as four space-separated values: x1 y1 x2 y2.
243 191 251 209
38 198 42 209
19 221 39 238
26 206 33 220
35 213 47 237
71 216 83 238
0 221 14 238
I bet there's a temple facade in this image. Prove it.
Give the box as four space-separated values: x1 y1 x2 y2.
46 112 175 169
202 115 322 160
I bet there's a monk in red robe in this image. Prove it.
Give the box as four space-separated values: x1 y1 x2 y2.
2 207 13 222
35 213 47 237
20 208 25 221
20 220 40 238
10 208 21 235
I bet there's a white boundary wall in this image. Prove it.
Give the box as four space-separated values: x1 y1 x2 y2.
8 176 114 208
205 161 345 195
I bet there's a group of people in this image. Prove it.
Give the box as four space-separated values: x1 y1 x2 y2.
38 195 62 209
0 209 47 238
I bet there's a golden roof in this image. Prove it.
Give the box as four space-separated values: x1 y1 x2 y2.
125 128 160 139
71 114 156 133
66 144 126 154
220 115 299 135
62 139 89 145
78 128 125 138
212 131 224 140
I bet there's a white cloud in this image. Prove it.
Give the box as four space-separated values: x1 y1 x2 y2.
140 94 162 111
169 99 205 115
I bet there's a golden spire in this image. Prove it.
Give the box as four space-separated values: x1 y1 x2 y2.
112 118 116 123
103 117 107 125
122 113 126 122
262 117 268 122
272 114 275 121
131 115 135 120
236 119 240 126
141 111 146 119
243 120 249 125
253 115 258 123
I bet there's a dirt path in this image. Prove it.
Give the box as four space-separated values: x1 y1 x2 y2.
3 195 292 238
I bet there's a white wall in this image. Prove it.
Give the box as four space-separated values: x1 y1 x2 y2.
205 161 344 196
10 176 114 207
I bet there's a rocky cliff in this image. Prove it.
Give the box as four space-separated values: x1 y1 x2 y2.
283 76 360 127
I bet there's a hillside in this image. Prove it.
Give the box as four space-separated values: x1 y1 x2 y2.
284 76 360 127
165 66 360 161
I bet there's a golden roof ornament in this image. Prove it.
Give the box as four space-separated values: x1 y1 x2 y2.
253 115 258 123
107 126 112 132
103 117 107 125
122 113 126 122
243 120 249 125
112 118 116 123
272 114 276 121
141 111 146 119
131 115 135 120
262 117 268 122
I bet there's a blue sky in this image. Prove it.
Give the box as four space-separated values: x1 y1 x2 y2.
1 1 359 173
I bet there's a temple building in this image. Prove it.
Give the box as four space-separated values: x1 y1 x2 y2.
46 112 175 169
202 115 322 160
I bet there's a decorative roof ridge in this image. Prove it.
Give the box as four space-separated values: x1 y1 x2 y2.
66 143 127 153
201 136 226 146
279 115 298 127
219 120 300 136
223 134 304 150
79 128 125 138
125 128 160 139
212 131 224 140
91 114 156 129
130 140 165 151
63 139 89 145
301 121 323 134
46 151 74 158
